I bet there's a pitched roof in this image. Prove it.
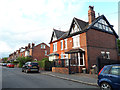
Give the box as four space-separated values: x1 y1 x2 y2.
74 17 88 30
50 15 118 43
54 29 66 39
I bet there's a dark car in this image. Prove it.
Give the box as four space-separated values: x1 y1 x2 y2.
97 64 120 90
2 63 7 66
22 62 39 73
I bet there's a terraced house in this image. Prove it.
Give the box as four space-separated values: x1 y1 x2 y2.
8 42 50 62
49 6 119 74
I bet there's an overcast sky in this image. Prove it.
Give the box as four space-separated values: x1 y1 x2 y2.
0 0 119 58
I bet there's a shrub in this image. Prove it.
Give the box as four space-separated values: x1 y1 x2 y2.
16 56 32 68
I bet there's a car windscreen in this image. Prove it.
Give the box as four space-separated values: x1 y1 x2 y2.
31 63 38 66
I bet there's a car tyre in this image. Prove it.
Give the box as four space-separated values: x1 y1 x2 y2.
100 82 112 90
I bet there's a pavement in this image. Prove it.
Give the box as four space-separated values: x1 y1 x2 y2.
40 71 98 87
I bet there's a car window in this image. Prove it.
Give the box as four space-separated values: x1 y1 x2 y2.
110 66 120 75
31 63 38 65
103 66 111 74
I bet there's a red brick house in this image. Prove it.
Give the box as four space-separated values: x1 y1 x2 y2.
49 6 119 74
9 42 50 61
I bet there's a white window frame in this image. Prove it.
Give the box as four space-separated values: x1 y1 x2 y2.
64 39 67 49
61 40 63 50
78 53 85 66
45 50 47 56
53 42 57 52
101 51 105 58
106 52 110 59
72 35 80 48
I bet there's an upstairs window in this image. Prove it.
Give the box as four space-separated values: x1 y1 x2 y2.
41 44 45 49
64 39 67 49
53 42 57 52
61 40 63 50
94 19 113 33
72 35 80 48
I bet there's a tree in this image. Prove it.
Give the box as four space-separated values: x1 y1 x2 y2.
2 57 8 63
16 56 32 67
117 39 120 54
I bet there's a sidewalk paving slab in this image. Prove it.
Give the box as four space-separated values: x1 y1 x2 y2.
40 71 98 87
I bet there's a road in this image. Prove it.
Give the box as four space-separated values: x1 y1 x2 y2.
2 66 98 88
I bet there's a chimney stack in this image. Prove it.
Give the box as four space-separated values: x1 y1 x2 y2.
88 6 95 24
28 43 31 49
25 46 27 50
32 43 35 48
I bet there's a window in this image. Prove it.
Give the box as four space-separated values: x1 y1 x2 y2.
61 40 63 50
41 44 45 49
78 53 85 66
73 35 80 48
110 66 120 75
93 19 113 33
64 39 67 49
53 42 57 52
45 50 47 56
103 66 111 74
106 52 110 59
101 51 105 59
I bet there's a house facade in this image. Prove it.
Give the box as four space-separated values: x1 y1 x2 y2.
8 42 50 62
49 6 119 73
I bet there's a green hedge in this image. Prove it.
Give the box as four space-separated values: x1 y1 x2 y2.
36 58 54 71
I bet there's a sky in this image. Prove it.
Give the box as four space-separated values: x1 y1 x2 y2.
0 0 119 58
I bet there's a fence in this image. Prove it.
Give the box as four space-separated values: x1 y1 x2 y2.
53 59 66 67
97 57 120 73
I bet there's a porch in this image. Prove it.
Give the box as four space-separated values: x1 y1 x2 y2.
52 48 86 74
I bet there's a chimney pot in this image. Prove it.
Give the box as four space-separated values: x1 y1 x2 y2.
32 43 35 48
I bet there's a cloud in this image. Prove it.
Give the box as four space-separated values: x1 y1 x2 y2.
0 0 85 58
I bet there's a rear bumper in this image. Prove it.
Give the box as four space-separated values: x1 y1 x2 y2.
28 68 39 72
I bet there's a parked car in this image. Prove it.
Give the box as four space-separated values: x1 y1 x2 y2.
2 63 7 66
22 62 39 73
7 63 14 68
97 64 120 90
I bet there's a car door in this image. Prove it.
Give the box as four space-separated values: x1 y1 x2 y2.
109 66 120 88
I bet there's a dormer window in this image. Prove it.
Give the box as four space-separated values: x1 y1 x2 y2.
94 19 113 33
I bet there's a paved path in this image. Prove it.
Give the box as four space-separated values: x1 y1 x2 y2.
41 71 98 86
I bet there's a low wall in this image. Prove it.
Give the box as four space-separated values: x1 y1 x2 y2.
52 67 69 74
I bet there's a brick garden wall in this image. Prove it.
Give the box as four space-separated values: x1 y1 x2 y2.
52 67 69 74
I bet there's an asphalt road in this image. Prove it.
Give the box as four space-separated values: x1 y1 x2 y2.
2 66 98 88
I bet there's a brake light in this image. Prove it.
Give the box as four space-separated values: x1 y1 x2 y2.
98 67 104 76
28 65 32 67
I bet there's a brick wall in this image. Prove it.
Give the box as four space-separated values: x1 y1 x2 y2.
87 29 118 70
52 67 69 74
32 43 50 61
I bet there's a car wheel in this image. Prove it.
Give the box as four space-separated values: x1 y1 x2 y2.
100 82 112 90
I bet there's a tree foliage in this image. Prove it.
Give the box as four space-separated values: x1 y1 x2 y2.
2 57 8 63
16 56 32 67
